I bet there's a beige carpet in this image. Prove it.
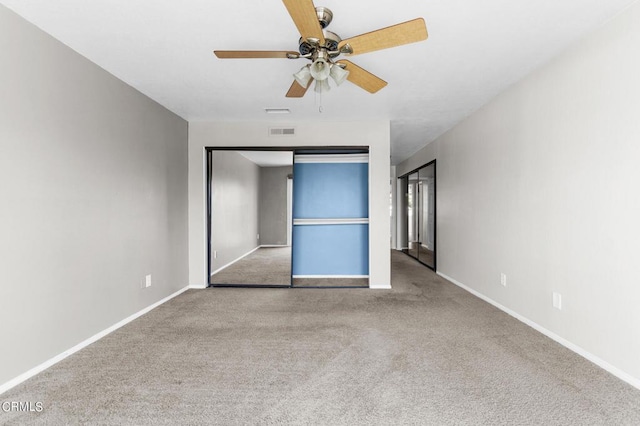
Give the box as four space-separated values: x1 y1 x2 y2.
210 246 291 286
2 250 640 425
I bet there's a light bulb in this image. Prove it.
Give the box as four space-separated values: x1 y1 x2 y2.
293 65 312 88
314 79 330 93
329 64 349 86
309 58 331 81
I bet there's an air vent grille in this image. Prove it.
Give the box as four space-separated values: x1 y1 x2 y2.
269 127 295 137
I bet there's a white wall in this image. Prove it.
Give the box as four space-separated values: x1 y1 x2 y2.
188 121 391 288
210 151 260 273
0 6 189 387
397 1 640 386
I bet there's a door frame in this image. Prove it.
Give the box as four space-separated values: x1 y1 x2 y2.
205 146 369 288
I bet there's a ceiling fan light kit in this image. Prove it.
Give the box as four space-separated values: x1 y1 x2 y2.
329 63 349 86
293 65 312 88
314 78 331 93
214 0 428 98
309 50 331 81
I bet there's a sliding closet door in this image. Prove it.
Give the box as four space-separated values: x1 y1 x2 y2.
292 153 369 287
400 160 436 271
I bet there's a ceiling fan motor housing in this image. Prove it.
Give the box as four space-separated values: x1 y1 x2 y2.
298 31 341 54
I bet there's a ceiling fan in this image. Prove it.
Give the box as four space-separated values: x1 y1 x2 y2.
214 0 428 97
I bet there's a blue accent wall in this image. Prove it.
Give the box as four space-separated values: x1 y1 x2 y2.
292 161 369 276
292 224 369 275
293 163 368 218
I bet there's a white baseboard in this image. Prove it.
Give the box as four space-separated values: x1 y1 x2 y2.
369 283 392 290
210 246 260 276
0 286 189 396
292 275 369 279
189 284 208 289
436 271 640 391
259 244 289 248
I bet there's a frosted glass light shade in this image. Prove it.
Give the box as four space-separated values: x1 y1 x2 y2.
329 64 349 86
293 66 312 88
314 79 330 93
309 58 330 81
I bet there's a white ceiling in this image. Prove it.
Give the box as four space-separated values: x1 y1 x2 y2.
2 0 637 164
239 151 293 167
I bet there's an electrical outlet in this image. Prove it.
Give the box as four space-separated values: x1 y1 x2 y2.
145 274 152 288
213 250 217 259
257 234 260 240
500 273 507 287
553 292 562 310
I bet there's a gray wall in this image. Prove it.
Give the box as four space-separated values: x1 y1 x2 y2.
259 166 292 246
397 0 640 386
0 6 188 386
210 151 260 272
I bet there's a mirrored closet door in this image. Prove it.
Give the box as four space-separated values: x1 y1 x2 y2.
400 160 436 270
207 149 293 287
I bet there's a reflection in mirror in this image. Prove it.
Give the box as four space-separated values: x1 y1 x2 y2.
407 172 419 259
209 150 293 286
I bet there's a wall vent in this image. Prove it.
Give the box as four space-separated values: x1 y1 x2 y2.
269 127 295 137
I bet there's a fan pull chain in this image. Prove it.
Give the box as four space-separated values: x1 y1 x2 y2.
315 88 324 113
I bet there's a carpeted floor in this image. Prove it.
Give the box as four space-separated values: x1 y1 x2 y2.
211 246 292 286
2 250 640 425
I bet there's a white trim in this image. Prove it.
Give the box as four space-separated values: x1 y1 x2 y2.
293 218 369 226
436 272 640 391
210 246 260 276
202 147 209 286
294 153 369 164
369 283 392 290
0 286 190 396
188 284 208 289
259 244 289 248
287 177 293 246
293 275 369 279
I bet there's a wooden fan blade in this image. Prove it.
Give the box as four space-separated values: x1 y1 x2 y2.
214 50 299 59
338 18 428 56
286 79 313 97
336 60 387 93
282 0 325 45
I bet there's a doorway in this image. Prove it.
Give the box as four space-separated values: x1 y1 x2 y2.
399 160 436 270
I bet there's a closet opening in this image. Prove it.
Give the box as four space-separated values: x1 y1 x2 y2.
205 146 370 288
